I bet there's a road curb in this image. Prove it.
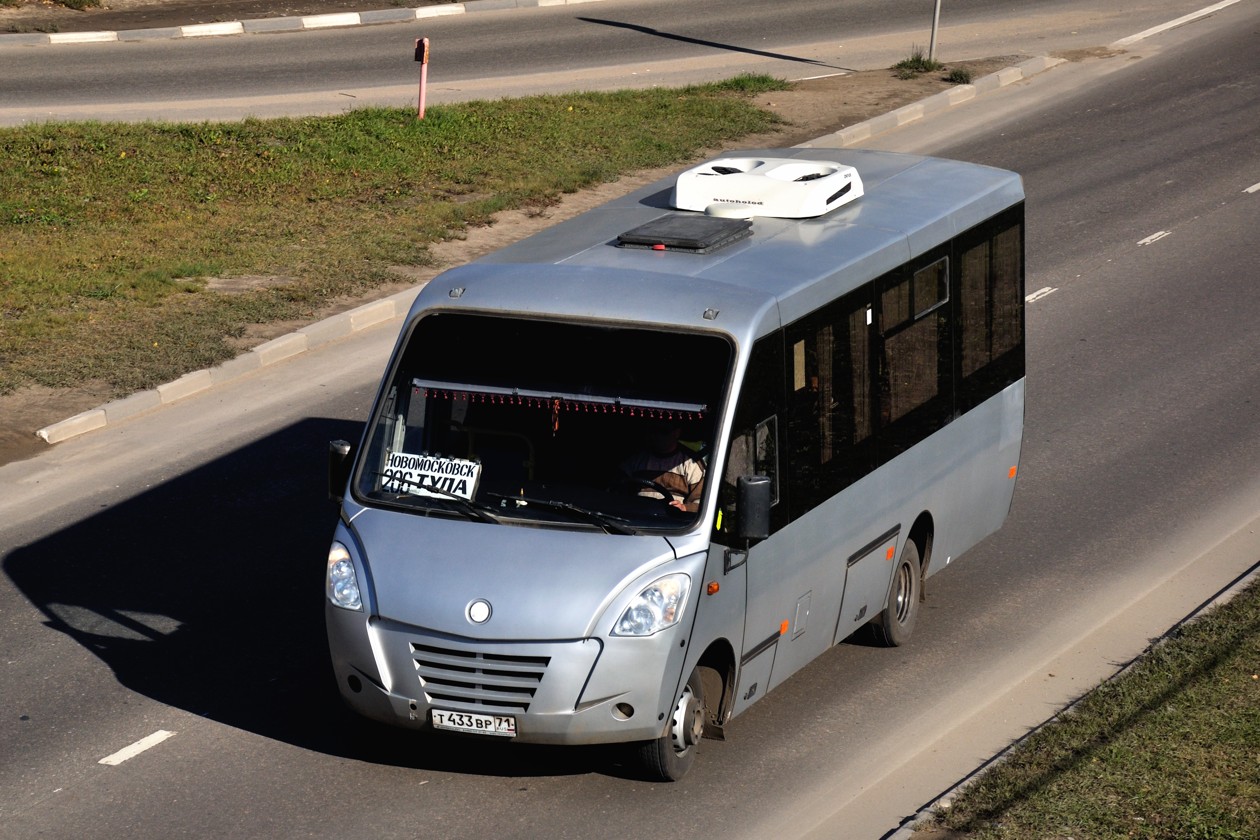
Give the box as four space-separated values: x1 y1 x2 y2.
0 0 600 45
33 55 1066 446
884 557 1260 840
36 287 419 443
798 56 1064 150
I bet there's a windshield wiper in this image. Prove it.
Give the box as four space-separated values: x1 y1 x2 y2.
370 472 503 525
487 493 639 535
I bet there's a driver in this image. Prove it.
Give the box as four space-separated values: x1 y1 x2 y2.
621 421 705 512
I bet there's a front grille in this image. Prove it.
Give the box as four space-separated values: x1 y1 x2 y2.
411 643 550 713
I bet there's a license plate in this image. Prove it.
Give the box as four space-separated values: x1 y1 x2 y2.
431 709 517 737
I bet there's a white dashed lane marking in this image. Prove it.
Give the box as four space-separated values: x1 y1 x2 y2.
99 730 175 766
1138 231 1171 246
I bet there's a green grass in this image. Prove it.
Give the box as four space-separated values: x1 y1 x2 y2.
892 48 974 85
926 577 1260 839
0 76 787 396
894 45 944 79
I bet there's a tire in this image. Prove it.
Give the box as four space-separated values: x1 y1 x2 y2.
872 539 921 647
636 668 704 781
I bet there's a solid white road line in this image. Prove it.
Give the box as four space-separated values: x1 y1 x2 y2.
1112 0 1243 47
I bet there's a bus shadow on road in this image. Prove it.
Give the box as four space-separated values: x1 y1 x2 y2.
2 417 620 779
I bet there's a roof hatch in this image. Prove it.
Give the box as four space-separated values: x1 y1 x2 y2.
617 215 752 254
671 156 864 219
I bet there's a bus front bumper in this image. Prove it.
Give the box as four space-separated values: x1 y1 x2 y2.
327 606 685 745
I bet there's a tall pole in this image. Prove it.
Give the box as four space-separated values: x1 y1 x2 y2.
928 0 942 62
415 37 430 120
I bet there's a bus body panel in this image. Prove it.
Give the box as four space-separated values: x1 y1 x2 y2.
348 506 678 640
925 378 1026 576
718 378 1023 700
412 260 777 347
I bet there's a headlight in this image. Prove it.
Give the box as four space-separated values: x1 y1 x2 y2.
326 541 362 611
612 574 690 636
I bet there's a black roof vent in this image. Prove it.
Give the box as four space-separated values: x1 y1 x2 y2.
617 214 752 254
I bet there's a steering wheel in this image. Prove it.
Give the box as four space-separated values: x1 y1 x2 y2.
621 477 681 508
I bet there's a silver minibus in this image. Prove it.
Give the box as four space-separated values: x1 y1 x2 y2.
326 148 1025 780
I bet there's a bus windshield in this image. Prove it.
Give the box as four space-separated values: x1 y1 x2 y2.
354 312 733 532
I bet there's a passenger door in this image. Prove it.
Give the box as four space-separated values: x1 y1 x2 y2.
711 335 792 716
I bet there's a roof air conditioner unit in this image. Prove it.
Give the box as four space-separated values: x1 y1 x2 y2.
672 157 863 219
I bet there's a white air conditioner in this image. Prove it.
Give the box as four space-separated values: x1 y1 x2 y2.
672 157 864 219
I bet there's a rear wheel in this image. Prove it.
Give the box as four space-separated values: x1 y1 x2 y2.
872 539 921 647
637 668 704 781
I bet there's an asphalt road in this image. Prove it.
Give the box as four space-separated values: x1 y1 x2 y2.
2 1 1259 838
0 0 1234 124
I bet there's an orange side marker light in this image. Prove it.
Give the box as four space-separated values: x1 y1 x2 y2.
886 545 896 561
779 620 790 636
1009 465 1018 479
707 581 720 596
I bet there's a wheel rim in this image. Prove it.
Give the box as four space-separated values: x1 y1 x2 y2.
893 560 915 624
668 682 703 755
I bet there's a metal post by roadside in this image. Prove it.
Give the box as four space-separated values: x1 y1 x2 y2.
415 37 430 119
928 0 942 62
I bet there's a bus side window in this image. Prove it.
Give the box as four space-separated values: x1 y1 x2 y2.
752 416 779 504
784 288 875 517
957 211 1025 413
718 416 779 541
716 335 785 543
880 257 949 424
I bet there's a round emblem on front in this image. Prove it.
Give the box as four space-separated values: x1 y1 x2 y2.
467 599 492 624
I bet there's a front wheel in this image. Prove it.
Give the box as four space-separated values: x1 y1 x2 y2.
636 668 704 781
872 539 921 647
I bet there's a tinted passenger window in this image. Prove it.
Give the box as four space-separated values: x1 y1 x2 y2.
879 256 951 428
957 211 1025 412
783 288 875 517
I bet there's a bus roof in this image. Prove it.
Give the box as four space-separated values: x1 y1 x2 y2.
409 148 1024 341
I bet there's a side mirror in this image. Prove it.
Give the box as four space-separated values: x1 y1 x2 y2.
328 439 354 503
735 475 771 543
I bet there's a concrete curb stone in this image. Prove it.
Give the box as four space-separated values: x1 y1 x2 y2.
243 17 307 33
37 409 106 444
156 368 215 403
102 389 163 424
181 20 245 37
118 25 183 40
798 57 1065 151
207 351 263 385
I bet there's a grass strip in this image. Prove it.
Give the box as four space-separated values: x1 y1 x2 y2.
0 75 786 396
928 577 1260 839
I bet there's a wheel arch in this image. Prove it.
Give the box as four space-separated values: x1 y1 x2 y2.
693 638 736 738
907 511 934 598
